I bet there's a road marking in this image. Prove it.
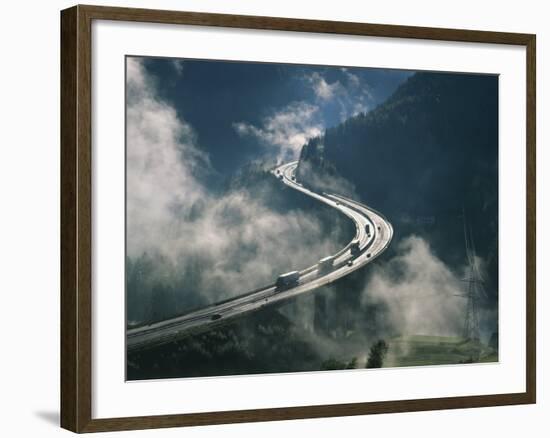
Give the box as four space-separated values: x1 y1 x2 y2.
127 161 393 350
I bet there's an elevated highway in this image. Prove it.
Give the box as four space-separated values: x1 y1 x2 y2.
127 161 393 351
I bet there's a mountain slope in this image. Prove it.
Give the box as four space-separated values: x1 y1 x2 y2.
297 71 499 301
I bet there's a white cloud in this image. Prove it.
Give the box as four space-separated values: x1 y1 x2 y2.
362 235 466 337
126 57 209 260
172 59 185 76
126 59 346 320
305 70 375 121
343 70 361 88
297 159 357 198
232 69 378 162
233 101 323 161
307 72 344 101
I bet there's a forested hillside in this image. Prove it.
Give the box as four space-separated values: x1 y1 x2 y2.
297 72 499 303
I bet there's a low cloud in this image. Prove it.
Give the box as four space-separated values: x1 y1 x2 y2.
126 58 348 323
126 57 210 260
172 59 185 76
307 72 344 101
362 235 466 337
232 69 377 161
305 70 375 121
297 159 357 198
233 101 323 161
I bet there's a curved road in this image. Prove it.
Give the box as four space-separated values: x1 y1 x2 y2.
127 161 393 351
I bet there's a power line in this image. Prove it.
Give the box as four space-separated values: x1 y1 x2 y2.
456 210 487 341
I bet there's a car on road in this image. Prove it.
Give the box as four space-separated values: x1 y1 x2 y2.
210 314 222 321
347 260 353 267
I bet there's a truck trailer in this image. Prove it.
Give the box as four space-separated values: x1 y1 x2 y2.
275 271 300 290
350 240 361 256
318 255 335 274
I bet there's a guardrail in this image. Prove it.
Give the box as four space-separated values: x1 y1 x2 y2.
127 161 392 348
327 193 394 261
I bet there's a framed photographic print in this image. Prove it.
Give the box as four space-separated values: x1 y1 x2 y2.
60 4 536 433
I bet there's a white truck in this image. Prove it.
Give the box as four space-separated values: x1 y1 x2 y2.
350 240 361 256
275 271 300 291
318 255 335 274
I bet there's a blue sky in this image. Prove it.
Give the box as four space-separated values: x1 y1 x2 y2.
136 57 412 178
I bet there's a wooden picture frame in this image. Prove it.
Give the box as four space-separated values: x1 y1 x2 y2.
61 4 536 433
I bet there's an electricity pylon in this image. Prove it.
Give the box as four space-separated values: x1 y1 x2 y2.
457 212 487 341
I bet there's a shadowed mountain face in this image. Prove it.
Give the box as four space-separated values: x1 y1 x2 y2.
297 72 499 304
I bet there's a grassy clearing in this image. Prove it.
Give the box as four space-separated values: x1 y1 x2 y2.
385 335 497 367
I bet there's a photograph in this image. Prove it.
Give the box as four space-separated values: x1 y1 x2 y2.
0 0 542 434
125 56 499 380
